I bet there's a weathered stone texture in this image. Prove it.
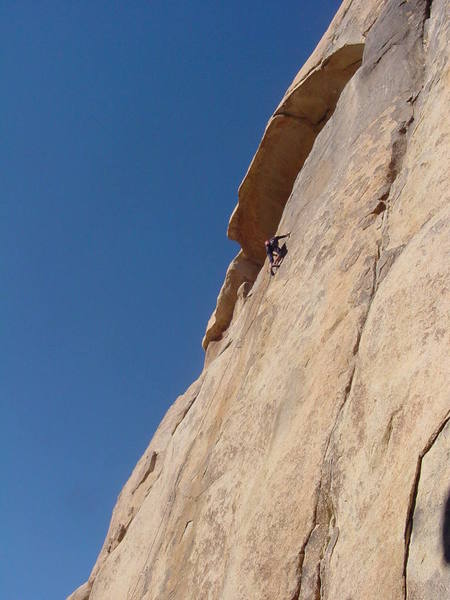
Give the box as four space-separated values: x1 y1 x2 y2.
69 0 449 598
406 419 450 599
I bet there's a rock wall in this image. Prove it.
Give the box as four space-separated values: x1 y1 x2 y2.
70 0 449 598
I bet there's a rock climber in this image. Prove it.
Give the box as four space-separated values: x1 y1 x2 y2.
265 233 290 275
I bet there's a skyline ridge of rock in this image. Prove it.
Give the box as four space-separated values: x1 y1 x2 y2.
70 0 449 598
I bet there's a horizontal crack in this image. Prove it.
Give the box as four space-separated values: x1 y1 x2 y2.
273 110 324 129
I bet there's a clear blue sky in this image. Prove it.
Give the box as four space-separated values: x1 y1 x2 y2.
1 2 340 598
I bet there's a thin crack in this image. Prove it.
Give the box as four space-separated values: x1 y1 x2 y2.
295 238 391 600
180 520 193 541
425 0 432 25
371 111 415 292
317 565 322 600
132 451 158 494
403 413 450 598
291 362 355 599
292 101 415 598
290 494 320 600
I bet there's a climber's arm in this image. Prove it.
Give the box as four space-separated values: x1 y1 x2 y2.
273 233 290 243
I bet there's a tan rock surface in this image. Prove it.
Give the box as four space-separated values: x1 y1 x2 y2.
69 0 449 598
406 420 450 599
202 251 259 349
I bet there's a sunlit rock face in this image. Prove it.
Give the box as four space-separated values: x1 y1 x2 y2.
69 0 449 598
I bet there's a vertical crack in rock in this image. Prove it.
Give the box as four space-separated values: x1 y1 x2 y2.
317 570 322 600
424 0 432 25
292 468 340 599
291 3 435 585
320 525 340 599
292 58 422 595
290 494 320 600
403 414 450 599
296 225 391 597
373 112 415 290
180 520 193 541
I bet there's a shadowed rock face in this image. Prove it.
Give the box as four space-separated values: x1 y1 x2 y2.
69 0 449 598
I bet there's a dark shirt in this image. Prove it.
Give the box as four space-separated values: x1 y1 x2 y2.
266 234 287 252
265 234 288 263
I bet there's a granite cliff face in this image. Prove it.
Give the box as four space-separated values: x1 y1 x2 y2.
70 0 449 598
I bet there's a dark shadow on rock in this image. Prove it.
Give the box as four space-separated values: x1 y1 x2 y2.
443 491 450 563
